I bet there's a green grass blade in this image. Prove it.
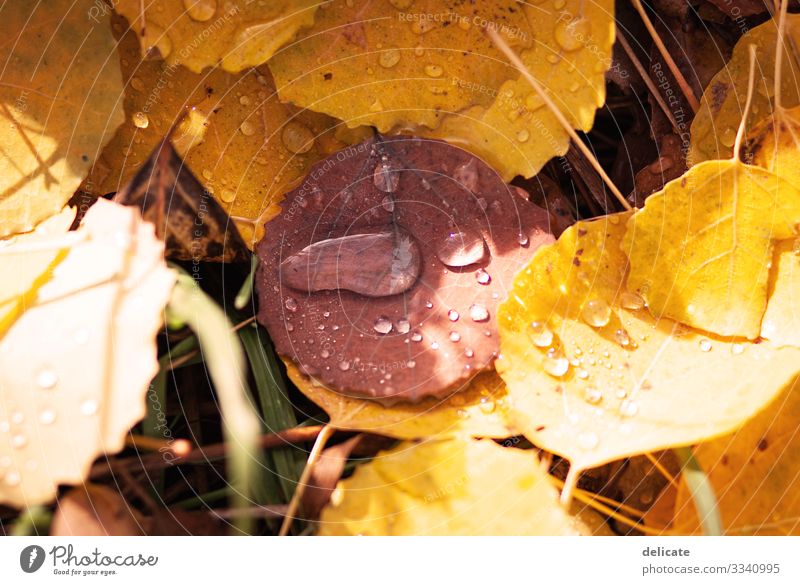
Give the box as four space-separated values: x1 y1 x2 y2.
674 446 722 536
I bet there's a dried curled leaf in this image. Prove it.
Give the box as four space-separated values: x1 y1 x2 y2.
674 380 800 535
0 200 174 507
268 0 614 180
51 485 142 536
87 17 349 247
319 439 608 535
286 363 511 440
496 212 800 476
690 14 800 164
115 0 319 73
256 136 554 402
624 160 800 339
0 1 124 237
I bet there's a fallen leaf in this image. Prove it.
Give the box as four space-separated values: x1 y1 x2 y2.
673 379 800 535
256 136 554 402
496 212 800 477
746 103 800 187
0 1 124 237
268 0 614 181
51 485 142 536
0 207 76 335
319 438 607 535
624 159 800 339
0 200 174 507
761 239 800 346
286 364 511 440
114 138 248 262
87 17 349 247
689 14 800 164
115 0 319 73
303 434 363 520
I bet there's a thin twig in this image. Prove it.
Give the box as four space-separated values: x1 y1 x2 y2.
91 425 326 479
616 30 681 135
774 0 789 112
733 45 759 158
643 451 680 490
279 425 335 536
125 434 193 457
630 0 700 112
487 29 632 211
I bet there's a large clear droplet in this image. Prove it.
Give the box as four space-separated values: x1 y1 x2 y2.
36 369 58 390
528 321 553 347
543 348 569 377
373 316 393 334
620 291 645 310
448 309 460 322
435 230 487 267
614 328 631 347
284 297 298 312
373 160 400 192
396 318 411 334
469 304 489 322
475 269 491 285
280 231 421 297
581 299 611 328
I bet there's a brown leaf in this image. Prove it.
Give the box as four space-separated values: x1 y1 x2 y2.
303 434 363 520
51 485 142 536
114 138 247 263
256 136 554 403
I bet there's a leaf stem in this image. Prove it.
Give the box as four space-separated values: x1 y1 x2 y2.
733 45 759 158
487 29 631 211
674 446 722 536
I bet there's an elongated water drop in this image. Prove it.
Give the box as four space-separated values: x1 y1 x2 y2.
528 321 553 347
373 160 400 192
435 230 487 267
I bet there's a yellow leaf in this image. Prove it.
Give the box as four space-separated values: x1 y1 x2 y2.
0 207 76 335
268 0 614 180
285 363 511 440
319 438 609 535
624 160 800 339
0 200 174 507
115 0 319 73
0 1 124 237
762 239 800 346
747 103 800 187
689 14 800 164
496 212 800 476
673 380 800 535
86 19 349 248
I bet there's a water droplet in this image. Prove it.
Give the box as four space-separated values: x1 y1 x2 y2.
239 95 251 106
11 434 27 449
39 410 56 425
528 321 554 347
465 348 474 358
395 318 411 334
373 316 393 334
475 269 491 285
406 359 416 368
184 0 217 21
448 309 460 322
576 369 589 380
478 397 496 414
280 231 420 297
469 304 489 322
517 232 529 246
543 348 570 377
435 230 487 267
554 18 590 52
424 64 443 77
584 387 603 404
142 22 173 59
132 111 149 129
80 399 99 416
720 127 737 148
36 369 58 389
338 360 351 372
4 471 20 487
731 343 744 355
699 338 712 352
449 331 461 342
221 188 236 203
320 349 331 359
516 129 530 142
130 77 145 92
577 431 599 450
373 159 401 192
614 328 631 347
379 48 401 68
281 121 315 154
620 291 645 310
620 399 639 417
581 299 611 327
452 158 479 192
411 331 423 342
239 120 257 136
284 297 298 312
